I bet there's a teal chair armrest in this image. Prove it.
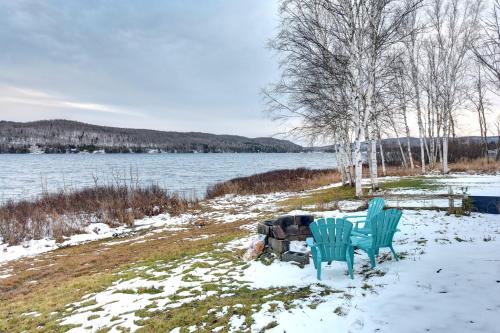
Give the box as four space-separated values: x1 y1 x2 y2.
306 237 316 248
350 235 372 248
344 214 367 220
344 216 367 230
351 228 372 237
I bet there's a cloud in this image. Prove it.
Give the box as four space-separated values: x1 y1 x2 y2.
0 85 138 116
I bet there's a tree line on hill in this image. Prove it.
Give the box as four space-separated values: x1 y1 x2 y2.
0 119 303 154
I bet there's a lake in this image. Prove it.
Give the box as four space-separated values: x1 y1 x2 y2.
0 153 336 202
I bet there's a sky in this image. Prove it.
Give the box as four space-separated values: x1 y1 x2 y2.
0 0 498 142
0 0 283 137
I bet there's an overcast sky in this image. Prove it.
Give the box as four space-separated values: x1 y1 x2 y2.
0 0 284 137
0 1 498 141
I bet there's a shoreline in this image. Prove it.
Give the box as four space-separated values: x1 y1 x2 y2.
1 168 498 265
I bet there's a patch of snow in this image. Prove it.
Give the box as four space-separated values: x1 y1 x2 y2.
0 213 193 264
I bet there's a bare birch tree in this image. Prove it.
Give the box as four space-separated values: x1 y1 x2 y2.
474 0 500 88
425 0 482 173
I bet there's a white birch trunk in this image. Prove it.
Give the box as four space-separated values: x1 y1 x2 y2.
403 107 415 169
354 136 363 197
442 136 449 173
378 137 386 177
410 55 426 173
370 138 378 189
335 143 348 185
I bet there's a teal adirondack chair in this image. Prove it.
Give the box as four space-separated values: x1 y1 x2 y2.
350 209 402 268
345 197 385 236
306 218 354 280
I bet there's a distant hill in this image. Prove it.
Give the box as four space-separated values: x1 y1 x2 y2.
0 120 303 153
309 136 499 152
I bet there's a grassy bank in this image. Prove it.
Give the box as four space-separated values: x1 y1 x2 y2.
206 159 500 200
206 168 341 199
0 184 197 246
449 157 500 173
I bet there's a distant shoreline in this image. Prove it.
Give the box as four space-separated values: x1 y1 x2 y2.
0 150 331 154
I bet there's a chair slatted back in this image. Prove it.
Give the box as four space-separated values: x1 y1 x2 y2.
367 197 385 220
371 209 402 249
310 218 353 262
362 198 385 231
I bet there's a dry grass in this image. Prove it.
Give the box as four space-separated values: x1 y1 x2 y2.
206 168 341 199
382 166 423 177
205 158 498 201
449 158 500 173
0 219 249 332
0 184 198 246
206 166 426 200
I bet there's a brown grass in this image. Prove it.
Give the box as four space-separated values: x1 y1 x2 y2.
0 184 198 246
0 219 249 332
205 166 425 199
206 168 341 199
448 157 500 173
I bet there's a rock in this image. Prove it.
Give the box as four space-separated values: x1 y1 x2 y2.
242 248 258 261
268 238 290 255
281 251 310 265
299 225 312 236
275 216 295 229
254 240 265 255
286 225 299 236
242 239 266 261
272 226 287 240
294 215 314 226
257 221 273 236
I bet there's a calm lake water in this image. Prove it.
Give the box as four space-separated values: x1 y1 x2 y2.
0 153 336 202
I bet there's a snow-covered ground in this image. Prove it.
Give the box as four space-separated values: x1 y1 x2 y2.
0 191 289 265
0 213 193 265
54 209 500 333
3 173 500 332
385 173 500 197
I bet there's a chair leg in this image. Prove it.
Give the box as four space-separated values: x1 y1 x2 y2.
316 260 322 280
311 250 318 269
349 248 355 279
346 254 354 279
390 245 399 261
368 249 376 268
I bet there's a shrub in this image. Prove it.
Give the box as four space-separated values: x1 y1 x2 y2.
206 168 341 199
0 184 197 246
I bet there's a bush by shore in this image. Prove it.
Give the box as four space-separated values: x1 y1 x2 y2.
206 168 341 199
0 185 197 246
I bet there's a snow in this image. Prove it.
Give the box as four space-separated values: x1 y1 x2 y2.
0 213 193 264
4 173 500 332
55 207 500 332
384 173 500 198
436 174 500 196
238 210 500 332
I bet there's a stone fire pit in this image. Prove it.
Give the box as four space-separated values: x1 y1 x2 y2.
257 215 314 265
